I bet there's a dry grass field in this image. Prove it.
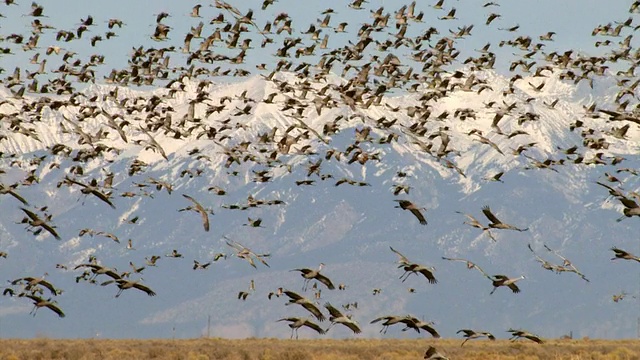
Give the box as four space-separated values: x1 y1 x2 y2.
0 338 638 360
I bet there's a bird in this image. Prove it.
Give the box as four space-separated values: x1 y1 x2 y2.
390 247 437 284
181 194 211 232
324 302 361 334
457 329 496 346
455 211 497 241
394 199 427 225
507 328 544 343
11 274 60 296
611 247 640 262
490 275 525 295
282 290 325 322
481 206 528 231
402 316 441 338
100 278 156 298
225 238 270 268
22 294 65 318
73 263 122 281
62 176 116 209
370 315 414 334
277 317 325 339
423 346 449 360
19 207 61 240
291 263 335 291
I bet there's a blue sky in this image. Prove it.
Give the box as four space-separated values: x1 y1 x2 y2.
0 0 634 84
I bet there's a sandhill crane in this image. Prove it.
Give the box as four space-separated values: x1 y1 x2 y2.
400 263 437 284
74 263 121 281
455 211 496 241
101 278 156 297
19 207 60 240
390 247 437 284
324 302 361 334
491 275 525 295
611 247 640 262
283 290 325 322
0 183 29 205
22 294 64 318
291 263 335 290
371 315 413 334
482 206 528 231
507 328 544 343
402 316 441 338
63 176 116 209
225 237 270 268
527 243 565 273
277 317 325 339
193 260 211 270
11 274 60 296
530 243 589 282
243 217 263 227
394 199 427 225
424 346 449 360
457 329 496 346
181 194 211 232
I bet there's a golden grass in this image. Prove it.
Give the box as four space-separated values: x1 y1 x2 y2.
0 338 638 360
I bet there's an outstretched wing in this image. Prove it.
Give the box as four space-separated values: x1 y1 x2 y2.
410 208 427 225
482 206 501 224
324 302 343 318
390 246 411 265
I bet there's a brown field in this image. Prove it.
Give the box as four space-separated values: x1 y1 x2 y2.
0 338 638 360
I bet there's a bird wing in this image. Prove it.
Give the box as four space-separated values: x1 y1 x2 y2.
507 283 521 293
390 246 411 265
315 273 335 289
45 302 65 318
324 302 343 318
90 189 116 209
418 267 438 284
40 222 61 240
183 194 209 232
421 322 440 338
619 196 639 209
302 302 326 322
20 207 39 222
302 319 326 334
342 320 362 334
481 206 502 224
410 208 427 225
284 290 303 301
132 282 156 296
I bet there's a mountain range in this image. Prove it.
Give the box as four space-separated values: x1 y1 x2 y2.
0 66 638 340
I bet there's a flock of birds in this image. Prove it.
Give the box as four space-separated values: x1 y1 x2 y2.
0 0 639 351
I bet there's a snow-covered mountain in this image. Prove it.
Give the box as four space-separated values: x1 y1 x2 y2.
0 68 638 339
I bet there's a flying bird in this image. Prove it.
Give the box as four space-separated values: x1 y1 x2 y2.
394 200 427 225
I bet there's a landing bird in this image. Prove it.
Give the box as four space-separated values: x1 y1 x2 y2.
291 263 335 290
282 290 325 322
324 302 361 334
22 294 64 318
507 328 544 343
457 329 496 346
277 317 325 339
100 278 156 298
424 346 449 360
